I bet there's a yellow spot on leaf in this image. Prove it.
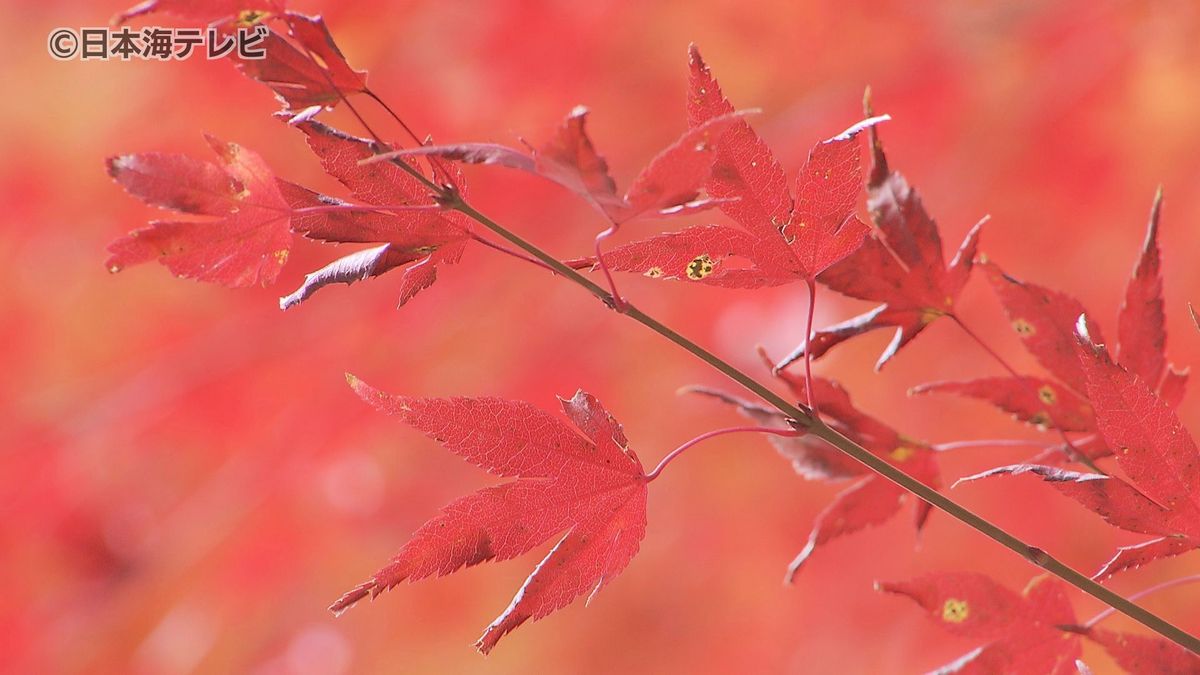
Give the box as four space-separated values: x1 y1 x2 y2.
645 266 663 278
1037 385 1057 405
273 249 289 265
237 9 271 25
920 307 943 324
686 254 714 280
942 598 969 623
1012 318 1036 337
890 446 915 462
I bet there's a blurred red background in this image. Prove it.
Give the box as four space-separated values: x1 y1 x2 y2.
5 0 1200 672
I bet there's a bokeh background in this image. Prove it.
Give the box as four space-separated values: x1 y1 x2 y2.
5 0 1200 672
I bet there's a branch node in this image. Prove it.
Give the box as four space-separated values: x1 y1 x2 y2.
1026 546 1052 567
434 182 465 209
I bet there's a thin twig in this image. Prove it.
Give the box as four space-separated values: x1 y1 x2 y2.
593 221 627 311
931 438 1057 453
364 88 459 190
803 279 818 413
645 426 801 482
291 203 442 216
467 232 559 274
365 89 424 147
1083 574 1200 629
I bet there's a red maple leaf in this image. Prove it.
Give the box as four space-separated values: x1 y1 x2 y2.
376 105 748 224
913 375 1098 433
279 120 473 308
331 376 649 655
233 13 369 114
105 122 472 305
275 179 456 247
571 46 885 288
105 134 294 287
1083 628 1200 674
113 0 286 24
1118 189 1169 386
879 573 1081 674
957 318 1200 580
116 7 367 115
775 92 984 371
688 349 940 579
880 572 1199 673
914 191 1188 461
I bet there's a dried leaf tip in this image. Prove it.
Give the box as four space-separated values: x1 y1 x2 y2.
328 579 375 617
861 87 890 185
105 155 132 178
1073 315 1106 359
1074 314 1093 343
1190 303 1199 333
825 115 890 144
555 388 587 405
288 105 324 125
1144 186 1163 244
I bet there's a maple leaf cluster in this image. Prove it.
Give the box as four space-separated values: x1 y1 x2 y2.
385 105 750 224
909 192 1200 583
105 7 471 309
101 6 772 651
583 50 981 372
954 321 1200 582
102 0 1200 663
915 192 1185 448
881 573 1200 673
567 47 890 291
